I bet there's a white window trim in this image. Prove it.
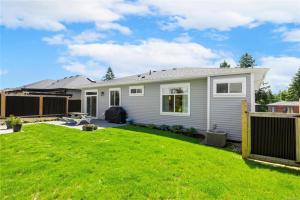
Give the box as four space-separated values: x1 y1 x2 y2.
84 89 98 118
109 88 121 107
213 77 246 97
160 82 190 116
129 85 144 96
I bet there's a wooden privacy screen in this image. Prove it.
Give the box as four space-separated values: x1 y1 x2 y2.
68 100 81 112
241 100 300 166
43 97 66 115
6 96 39 116
250 117 296 161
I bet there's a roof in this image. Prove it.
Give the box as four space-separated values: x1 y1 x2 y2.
9 75 95 91
267 101 299 107
80 67 269 90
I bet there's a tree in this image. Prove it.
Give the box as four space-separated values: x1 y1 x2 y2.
239 53 256 68
286 67 300 101
102 67 115 81
255 82 276 111
219 60 231 68
276 90 288 101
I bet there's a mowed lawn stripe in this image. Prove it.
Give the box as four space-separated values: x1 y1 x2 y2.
0 124 299 199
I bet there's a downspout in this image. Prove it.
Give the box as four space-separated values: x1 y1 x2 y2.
251 73 255 112
207 76 211 131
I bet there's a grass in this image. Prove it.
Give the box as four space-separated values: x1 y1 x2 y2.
0 124 299 199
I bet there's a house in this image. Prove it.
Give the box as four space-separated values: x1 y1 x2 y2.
267 101 299 113
80 67 268 141
1 75 95 117
4 75 95 100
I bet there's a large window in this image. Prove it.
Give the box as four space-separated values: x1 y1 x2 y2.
129 85 144 96
109 88 121 107
213 77 246 97
160 83 190 116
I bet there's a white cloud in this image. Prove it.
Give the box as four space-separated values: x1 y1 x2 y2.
0 69 8 76
174 33 192 43
66 39 235 76
2 0 300 32
96 22 132 35
0 0 148 31
143 0 300 30
282 28 300 42
59 57 105 78
43 30 103 45
260 56 300 92
204 32 229 41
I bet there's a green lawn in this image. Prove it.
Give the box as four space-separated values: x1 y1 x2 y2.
0 124 299 199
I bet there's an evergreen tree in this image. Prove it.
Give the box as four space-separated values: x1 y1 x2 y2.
239 53 256 68
219 60 231 68
286 67 300 101
102 67 115 81
255 82 276 111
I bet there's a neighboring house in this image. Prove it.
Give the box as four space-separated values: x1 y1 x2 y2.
268 101 299 113
80 67 268 141
4 75 95 100
1 75 95 117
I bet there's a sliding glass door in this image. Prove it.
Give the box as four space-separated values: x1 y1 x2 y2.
85 91 97 117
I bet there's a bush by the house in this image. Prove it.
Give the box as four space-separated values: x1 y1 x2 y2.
82 124 98 131
146 124 157 129
170 125 184 134
159 124 170 131
183 127 197 136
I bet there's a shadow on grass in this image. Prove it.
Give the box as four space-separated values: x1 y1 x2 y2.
112 125 200 145
112 125 300 175
244 159 300 176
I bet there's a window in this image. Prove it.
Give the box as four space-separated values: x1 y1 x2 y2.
213 77 246 97
109 88 121 106
129 85 144 96
160 83 190 116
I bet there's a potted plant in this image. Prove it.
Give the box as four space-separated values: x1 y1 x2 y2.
5 115 15 129
11 117 23 132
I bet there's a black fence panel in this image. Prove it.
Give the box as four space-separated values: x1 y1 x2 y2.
43 97 66 115
6 96 39 116
251 116 296 160
68 100 81 112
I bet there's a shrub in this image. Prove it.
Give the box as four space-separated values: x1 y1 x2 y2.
159 124 170 131
5 115 15 129
146 124 157 129
170 125 184 134
11 117 23 126
82 124 98 131
183 127 197 136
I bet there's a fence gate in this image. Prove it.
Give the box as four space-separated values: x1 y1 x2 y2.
241 100 300 167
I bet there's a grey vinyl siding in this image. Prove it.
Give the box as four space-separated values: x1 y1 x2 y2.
66 89 82 100
210 74 251 141
82 79 207 130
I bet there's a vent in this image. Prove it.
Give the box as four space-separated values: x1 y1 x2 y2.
162 69 166 71
153 70 157 72
137 74 141 77
173 68 177 70
141 76 145 79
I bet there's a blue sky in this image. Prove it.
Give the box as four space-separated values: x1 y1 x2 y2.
1 0 300 92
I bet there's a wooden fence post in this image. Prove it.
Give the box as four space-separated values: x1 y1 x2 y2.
1 93 6 118
241 100 249 159
296 116 300 163
66 97 69 115
39 96 43 116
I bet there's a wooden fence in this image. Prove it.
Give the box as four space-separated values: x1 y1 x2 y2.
0 93 71 118
241 100 300 167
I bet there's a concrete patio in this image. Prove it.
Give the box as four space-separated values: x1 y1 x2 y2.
0 119 126 135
